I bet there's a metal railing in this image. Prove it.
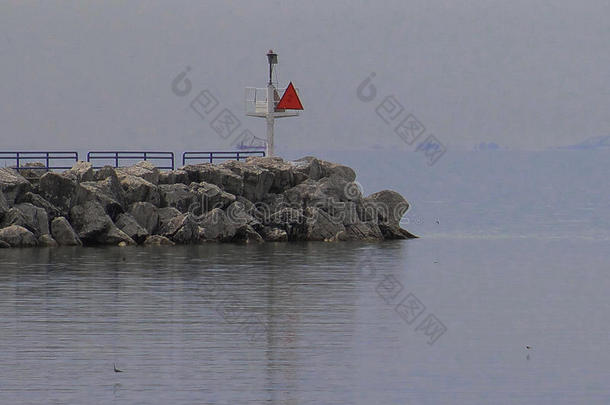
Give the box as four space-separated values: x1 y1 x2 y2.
87 151 175 170
182 151 265 165
0 151 79 171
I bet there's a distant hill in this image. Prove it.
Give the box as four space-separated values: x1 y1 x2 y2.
559 135 610 150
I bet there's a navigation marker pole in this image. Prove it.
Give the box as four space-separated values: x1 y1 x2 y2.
245 50 303 157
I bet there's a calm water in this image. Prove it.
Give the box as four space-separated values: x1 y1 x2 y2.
1 150 610 404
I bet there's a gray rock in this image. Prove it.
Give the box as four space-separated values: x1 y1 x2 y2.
117 161 160 185
1 208 28 229
119 175 161 206
303 207 345 241
39 234 58 247
198 208 238 241
63 161 94 182
232 224 264 243
293 156 356 182
244 156 303 193
221 160 274 202
159 169 189 185
283 179 327 209
115 213 149 244
0 225 38 247
143 235 175 246
181 164 243 195
69 200 134 245
225 201 262 232
342 222 384 241
51 217 83 246
14 203 50 237
158 212 199 244
93 165 119 181
74 176 125 220
38 172 78 217
19 162 48 181
260 226 288 242
267 207 305 240
0 189 8 219
16 192 61 221
189 182 236 214
128 202 159 234
378 223 418 239
363 190 410 226
0 167 32 205
158 184 197 213
104 225 137 246
158 207 182 232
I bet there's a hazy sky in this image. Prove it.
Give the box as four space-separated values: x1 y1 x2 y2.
1 1 609 154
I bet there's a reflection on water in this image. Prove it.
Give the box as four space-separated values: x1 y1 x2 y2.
1 238 610 404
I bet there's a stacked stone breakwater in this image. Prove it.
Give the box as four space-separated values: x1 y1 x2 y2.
0 156 416 248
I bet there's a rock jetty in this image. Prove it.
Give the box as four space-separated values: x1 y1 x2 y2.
0 156 416 248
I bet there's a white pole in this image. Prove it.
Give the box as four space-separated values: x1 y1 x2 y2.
266 83 275 157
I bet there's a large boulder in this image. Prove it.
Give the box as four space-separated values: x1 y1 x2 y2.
362 190 410 226
157 207 182 232
198 208 238 242
189 182 236 215
1 208 28 230
158 212 199 244
303 207 345 241
158 184 197 213
245 156 306 193
51 217 82 246
119 175 161 206
181 164 243 196
232 224 264 243
159 169 189 185
73 175 125 220
260 226 288 242
0 167 32 205
225 201 263 235
18 162 47 181
69 200 134 245
128 202 159 234
293 157 356 182
221 160 274 202
0 225 38 247
266 207 305 240
117 161 160 185
378 223 418 239
39 234 58 247
342 222 384 241
38 172 78 217
63 161 95 183
93 165 118 181
0 190 8 220
115 213 149 244
283 179 327 209
14 203 50 237
16 192 61 221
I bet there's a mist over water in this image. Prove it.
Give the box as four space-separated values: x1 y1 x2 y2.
1 150 609 404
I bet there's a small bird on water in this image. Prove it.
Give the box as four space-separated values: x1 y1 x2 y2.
114 363 123 373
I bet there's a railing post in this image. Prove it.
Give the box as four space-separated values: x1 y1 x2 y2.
209 153 213 164
143 152 147 161
16 152 20 170
115 152 119 168
46 152 50 171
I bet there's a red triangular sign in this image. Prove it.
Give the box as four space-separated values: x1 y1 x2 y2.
276 82 303 110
